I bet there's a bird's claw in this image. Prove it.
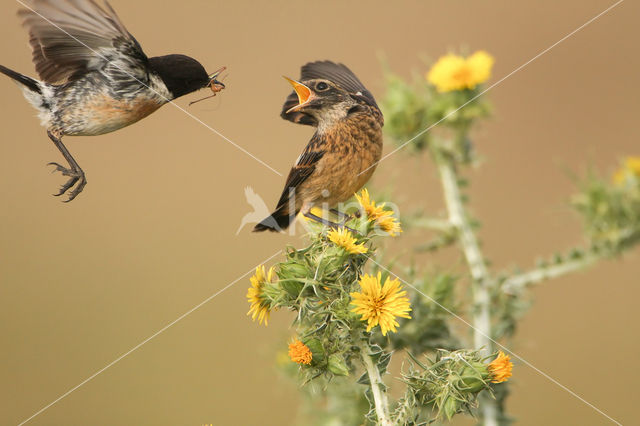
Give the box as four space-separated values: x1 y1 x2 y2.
47 162 86 202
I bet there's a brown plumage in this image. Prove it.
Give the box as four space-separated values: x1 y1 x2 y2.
254 61 383 232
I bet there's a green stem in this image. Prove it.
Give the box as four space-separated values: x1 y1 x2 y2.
358 340 392 426
435 149 498 426
410 217 456 232
501 252 600 293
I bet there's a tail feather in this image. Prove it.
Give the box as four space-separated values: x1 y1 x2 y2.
0 65 41 94
253 207 298 232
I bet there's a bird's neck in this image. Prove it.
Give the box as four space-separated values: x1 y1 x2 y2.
316 105 383 136
315 106 350 134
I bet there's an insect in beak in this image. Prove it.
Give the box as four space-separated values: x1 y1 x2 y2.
189 66 227 106
284 77 315 113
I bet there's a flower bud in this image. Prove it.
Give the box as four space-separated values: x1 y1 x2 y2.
327 354 350 376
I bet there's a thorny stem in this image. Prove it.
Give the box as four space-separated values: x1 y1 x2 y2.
435 148 498 426
410 217 456 232
358 339 392 426
501 251 600 294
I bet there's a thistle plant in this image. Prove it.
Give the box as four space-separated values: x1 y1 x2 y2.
245 50 639 425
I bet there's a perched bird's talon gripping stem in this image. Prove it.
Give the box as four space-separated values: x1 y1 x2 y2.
304 211 359 234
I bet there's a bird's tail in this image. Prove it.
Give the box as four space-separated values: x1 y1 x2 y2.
0 65 41 94
253 205 299 232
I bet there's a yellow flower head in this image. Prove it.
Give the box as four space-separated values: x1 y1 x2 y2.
328 228 368 254
288 339 312 365
355 189 403 237
376 213 403 237
427 50 494 93
488 351 513 383
246 265 274 326
350 273 411 336
355 188 387 221
613 156 640 185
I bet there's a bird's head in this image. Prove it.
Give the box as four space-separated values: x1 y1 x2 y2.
280 61 379 128
283 77 358 127
149 54 226 100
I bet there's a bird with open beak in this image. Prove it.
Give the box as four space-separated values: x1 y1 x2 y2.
254 61 384 232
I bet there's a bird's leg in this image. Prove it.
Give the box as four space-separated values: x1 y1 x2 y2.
47 130 86 202
304 211 358 233
330 208 352 223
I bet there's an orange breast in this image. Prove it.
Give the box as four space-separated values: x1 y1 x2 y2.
64 92 165 136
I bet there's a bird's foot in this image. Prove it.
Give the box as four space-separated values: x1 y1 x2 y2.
304 211 359 234
329 208 354 223
48 162 87 202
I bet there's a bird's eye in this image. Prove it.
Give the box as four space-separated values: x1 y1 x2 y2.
316 82 329 91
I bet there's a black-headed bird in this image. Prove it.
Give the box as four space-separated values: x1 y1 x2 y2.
0 0 226 201
254 61 383 232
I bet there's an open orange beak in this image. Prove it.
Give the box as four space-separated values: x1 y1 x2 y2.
284 76 315 113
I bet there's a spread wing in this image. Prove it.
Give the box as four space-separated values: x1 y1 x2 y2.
281 60 378 126
273 135 325 209
19 0 149 85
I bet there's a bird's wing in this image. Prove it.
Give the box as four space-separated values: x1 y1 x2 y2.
273 134 325 210
281 60 378 126
19 0 149 84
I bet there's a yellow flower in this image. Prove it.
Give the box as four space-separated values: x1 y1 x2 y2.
427 50 495 93
288 339 312 365
328 228 368 254
350 273 411 336
613 156 640 185
355 189 403 237
376 213 402 237
355 188 387 221
246 265 274 326
488 351 513 383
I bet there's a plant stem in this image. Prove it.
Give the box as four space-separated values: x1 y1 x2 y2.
435 152 498 426
358 340 392 426
501 251 600 293
436 156 492 353
410 217 456 232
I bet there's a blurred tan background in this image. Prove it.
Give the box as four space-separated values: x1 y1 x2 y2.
0 0 638 425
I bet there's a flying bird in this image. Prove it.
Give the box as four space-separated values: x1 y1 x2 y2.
254 61 384 232
0 0 226 201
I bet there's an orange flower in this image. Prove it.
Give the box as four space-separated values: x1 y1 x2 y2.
488 351 513 383
288 339 312 365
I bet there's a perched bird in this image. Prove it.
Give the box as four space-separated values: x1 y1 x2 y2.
0 0 226 201
254 61 383 232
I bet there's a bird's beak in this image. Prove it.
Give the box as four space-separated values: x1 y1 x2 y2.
188 66 227 106
284 76 315 113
